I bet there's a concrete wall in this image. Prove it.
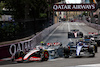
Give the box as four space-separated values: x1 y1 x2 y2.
83 20 100 30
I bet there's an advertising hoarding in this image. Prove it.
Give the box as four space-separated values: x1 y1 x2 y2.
53 4 96 11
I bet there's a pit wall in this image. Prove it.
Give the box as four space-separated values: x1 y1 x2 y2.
0 22 61 59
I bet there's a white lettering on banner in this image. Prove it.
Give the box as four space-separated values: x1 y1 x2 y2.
58 5 61 9
64 5 71 9
9 44 16 56
17 43 22 51
53 4 96 11
72 5 94 9
61 5 64 9
28 41 31 50
30 41 34 49
9 40 33 56
68 5 71 9
53 5 57 10
80 5 86 9
72 5 76 9
53 5 71 10
92 4 95 9
22 42 25 52
25 42 28 51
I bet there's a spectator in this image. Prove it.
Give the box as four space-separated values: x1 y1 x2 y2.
8 17 12 22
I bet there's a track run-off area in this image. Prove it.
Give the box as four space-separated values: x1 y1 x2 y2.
0 21 100 67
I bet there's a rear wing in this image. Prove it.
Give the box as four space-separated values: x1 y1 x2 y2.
47 42 61 46
88 32 98 35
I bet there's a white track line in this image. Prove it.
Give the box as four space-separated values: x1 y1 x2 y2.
67 23 70 32
75 64 100 67
78 64 100 67
67 64 100 67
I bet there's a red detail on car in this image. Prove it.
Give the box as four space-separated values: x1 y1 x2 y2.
47 43 52 46
81 43 83 45
15 57 22 61
68 46 70 50
29 57 41 61
47 42 60 46
0 59 3 61
88 32 98 35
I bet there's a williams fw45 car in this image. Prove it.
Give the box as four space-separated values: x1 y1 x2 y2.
68 29 83 38
67 41 95 57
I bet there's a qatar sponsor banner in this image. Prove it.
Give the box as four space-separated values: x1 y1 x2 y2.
0 39 35 59
53 4 96 11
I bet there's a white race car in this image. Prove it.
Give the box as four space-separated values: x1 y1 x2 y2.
13 46 49 63
12 42 69 63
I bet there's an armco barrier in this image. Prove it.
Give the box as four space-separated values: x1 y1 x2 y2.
0 23 61 60
84 20 100 30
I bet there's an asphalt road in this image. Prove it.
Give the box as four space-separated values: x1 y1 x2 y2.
0 21 100 67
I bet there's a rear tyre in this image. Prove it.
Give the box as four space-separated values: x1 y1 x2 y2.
79 32 83 38
91 53 95 57
94 45 97 53
96 41 100 46
88 47 95 57
64 48 70 58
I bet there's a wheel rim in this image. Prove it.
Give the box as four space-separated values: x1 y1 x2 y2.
44 52 49 58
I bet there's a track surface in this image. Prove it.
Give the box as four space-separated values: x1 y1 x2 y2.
0 22 100 67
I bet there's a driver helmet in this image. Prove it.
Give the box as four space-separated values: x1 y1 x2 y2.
41 41 46 45
90 37 94 41
78 42 83 46
60 43 63 46
79 38 83 42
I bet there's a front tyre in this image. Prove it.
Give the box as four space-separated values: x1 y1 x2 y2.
64 48 70 58
41 51 49 61
79 32 83 38
94 45 98 53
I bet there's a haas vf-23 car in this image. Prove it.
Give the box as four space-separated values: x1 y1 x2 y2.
13 46 49 63
68 29 83 38
12 42 70 63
